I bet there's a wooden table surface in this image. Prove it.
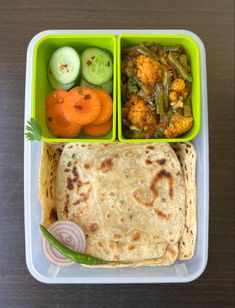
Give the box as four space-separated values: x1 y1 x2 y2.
0 0 234 307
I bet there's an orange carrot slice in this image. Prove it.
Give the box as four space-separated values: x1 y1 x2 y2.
82 119 112 137
46 90 81 138
63 87 102 125
91 88 113 125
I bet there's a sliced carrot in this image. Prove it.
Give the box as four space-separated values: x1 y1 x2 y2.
46 90 81 138
82 119 112 137
91 88 113 125
46 90 67 112
63 87 102 125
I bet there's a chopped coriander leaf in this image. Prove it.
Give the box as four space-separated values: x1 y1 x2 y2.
67 161 72 167
129 214 133 220
72 153 76 158
119 200 125 205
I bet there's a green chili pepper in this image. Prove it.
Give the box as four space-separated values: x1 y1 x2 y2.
40 225 106 265
168 52 192 82
154 84 164 115
163 70 171 110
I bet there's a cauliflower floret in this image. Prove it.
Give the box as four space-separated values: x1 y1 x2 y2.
165 113 193 138
136 55 163 85
127 95 156 130
169 91 178 102
171 79 186 93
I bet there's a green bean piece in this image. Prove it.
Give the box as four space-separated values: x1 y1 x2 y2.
164 45 183 53
123 126 146 139
154 84 164 115
40 225 106 265
127 81 138 94
163 70 171 110
179 54 191 73
168 53 192 82
136 46 160 61
184 96 192 116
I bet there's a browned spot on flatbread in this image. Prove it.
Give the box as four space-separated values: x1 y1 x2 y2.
46 188 48 198
128 245 136 251
84 163 90 169
150 169 173 199
154 208 170 220
166 245 177 257
133 189 153 207
64 168 70 172
66 177 74 190
113 152 119 158
145 159 152 164
49 209 58 223
146 145 154 150
89 223 99 232
114 255 120 261
132 232 141 241
157 159 166 165
100 158 113 172
113 234 122 240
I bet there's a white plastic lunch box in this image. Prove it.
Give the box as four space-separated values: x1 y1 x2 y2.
24 29 209 283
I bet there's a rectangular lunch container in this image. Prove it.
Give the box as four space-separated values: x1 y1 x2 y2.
32 34 116 142
24 30 208 283
117 33 201 143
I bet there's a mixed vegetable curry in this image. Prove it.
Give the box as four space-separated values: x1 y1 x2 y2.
121 42 194 139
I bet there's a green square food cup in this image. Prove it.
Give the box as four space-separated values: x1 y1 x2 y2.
32 34 116 142
117 33 201 143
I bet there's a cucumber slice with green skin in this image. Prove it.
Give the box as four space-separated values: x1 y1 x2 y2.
100 78 113 94
49 46 80 84
81 47 113 85
48 69 76 90
79 76 97 88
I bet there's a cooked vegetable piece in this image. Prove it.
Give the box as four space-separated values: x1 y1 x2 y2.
163 45 183 53
81 47 113 85
46 90 81 137
49 46 80 84
82 119 112 136
92 88 113 125
163 70 171 110
184 95 192 116
63 87 102 125
154 84 164 115
168 52 192 82
164 113 193 138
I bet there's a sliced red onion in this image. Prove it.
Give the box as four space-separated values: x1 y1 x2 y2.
42 220 86 267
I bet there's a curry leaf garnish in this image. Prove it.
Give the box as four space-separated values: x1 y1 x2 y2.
25 118 41 141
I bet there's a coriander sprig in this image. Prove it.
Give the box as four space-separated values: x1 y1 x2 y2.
25 118 41 141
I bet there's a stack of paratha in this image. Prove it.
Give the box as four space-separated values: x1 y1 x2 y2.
39 142 197 267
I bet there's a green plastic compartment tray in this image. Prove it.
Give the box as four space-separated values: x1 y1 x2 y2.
32 34 117 142
117 34 201 143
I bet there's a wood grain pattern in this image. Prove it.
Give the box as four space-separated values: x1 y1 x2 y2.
0 0 234 307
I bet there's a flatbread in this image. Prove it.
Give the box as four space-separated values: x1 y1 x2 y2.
55 143 185 266
39 143 64 227
172 142 197 260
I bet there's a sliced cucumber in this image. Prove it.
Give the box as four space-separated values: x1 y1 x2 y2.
49 46 80 84
79 76 96 88
100 78 113 94
48 69 76 90
81 47 113 85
